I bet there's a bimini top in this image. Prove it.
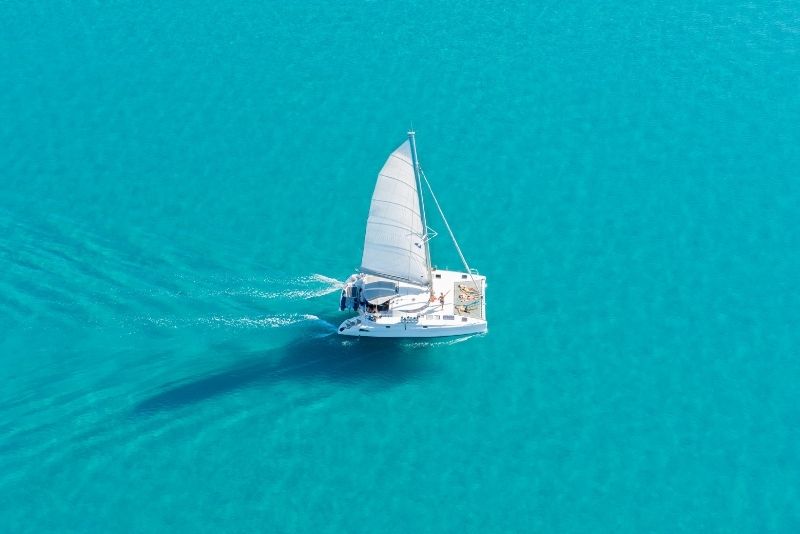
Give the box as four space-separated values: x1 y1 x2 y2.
361 277 398 305
359 139 429 287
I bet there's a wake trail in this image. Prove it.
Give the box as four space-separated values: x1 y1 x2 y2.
138 313 335 331
132 273 345 332
218 273 343 301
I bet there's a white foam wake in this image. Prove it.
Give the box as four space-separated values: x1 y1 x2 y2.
201 313 321 329
138 313 326 330
219 273 343 301
281 274 344 299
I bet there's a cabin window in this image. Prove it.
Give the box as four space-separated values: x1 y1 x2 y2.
461 274 467 279
435 274 441 279
422 325 428 328
462 317 468 322
444 315 454 320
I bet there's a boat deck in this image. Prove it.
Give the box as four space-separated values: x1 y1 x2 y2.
337 269 486 337
429 269 485 320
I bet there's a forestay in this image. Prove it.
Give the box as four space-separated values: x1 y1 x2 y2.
360 140 429 286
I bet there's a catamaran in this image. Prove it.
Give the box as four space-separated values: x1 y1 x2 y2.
337 130 487 338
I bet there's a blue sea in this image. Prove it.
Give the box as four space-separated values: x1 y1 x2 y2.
2 1 799 532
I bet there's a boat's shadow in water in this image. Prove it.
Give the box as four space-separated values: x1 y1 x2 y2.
133 335 437 415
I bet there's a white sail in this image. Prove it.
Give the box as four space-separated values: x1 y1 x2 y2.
360 140 429 286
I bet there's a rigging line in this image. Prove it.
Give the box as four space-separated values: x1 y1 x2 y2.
419 167 481 293
409 134 433 285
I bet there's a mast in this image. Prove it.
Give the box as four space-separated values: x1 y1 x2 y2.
408 130 433 286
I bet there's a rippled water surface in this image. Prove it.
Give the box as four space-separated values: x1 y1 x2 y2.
2 1 799 532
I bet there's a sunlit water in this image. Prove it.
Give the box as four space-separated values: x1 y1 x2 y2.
2 1 799 532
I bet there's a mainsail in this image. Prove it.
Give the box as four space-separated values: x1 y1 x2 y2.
360 140 429 286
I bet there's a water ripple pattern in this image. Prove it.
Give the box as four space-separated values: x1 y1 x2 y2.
1 1 799 532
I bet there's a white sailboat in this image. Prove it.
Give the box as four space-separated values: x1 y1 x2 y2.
337 130 487 338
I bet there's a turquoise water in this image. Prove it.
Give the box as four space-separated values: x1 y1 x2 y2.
2 1 800 531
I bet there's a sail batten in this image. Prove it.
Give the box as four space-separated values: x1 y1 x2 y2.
370 199 422 217
360 139 429 286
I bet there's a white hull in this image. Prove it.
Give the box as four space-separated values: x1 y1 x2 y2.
338 317 487 338
337 269 487 339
